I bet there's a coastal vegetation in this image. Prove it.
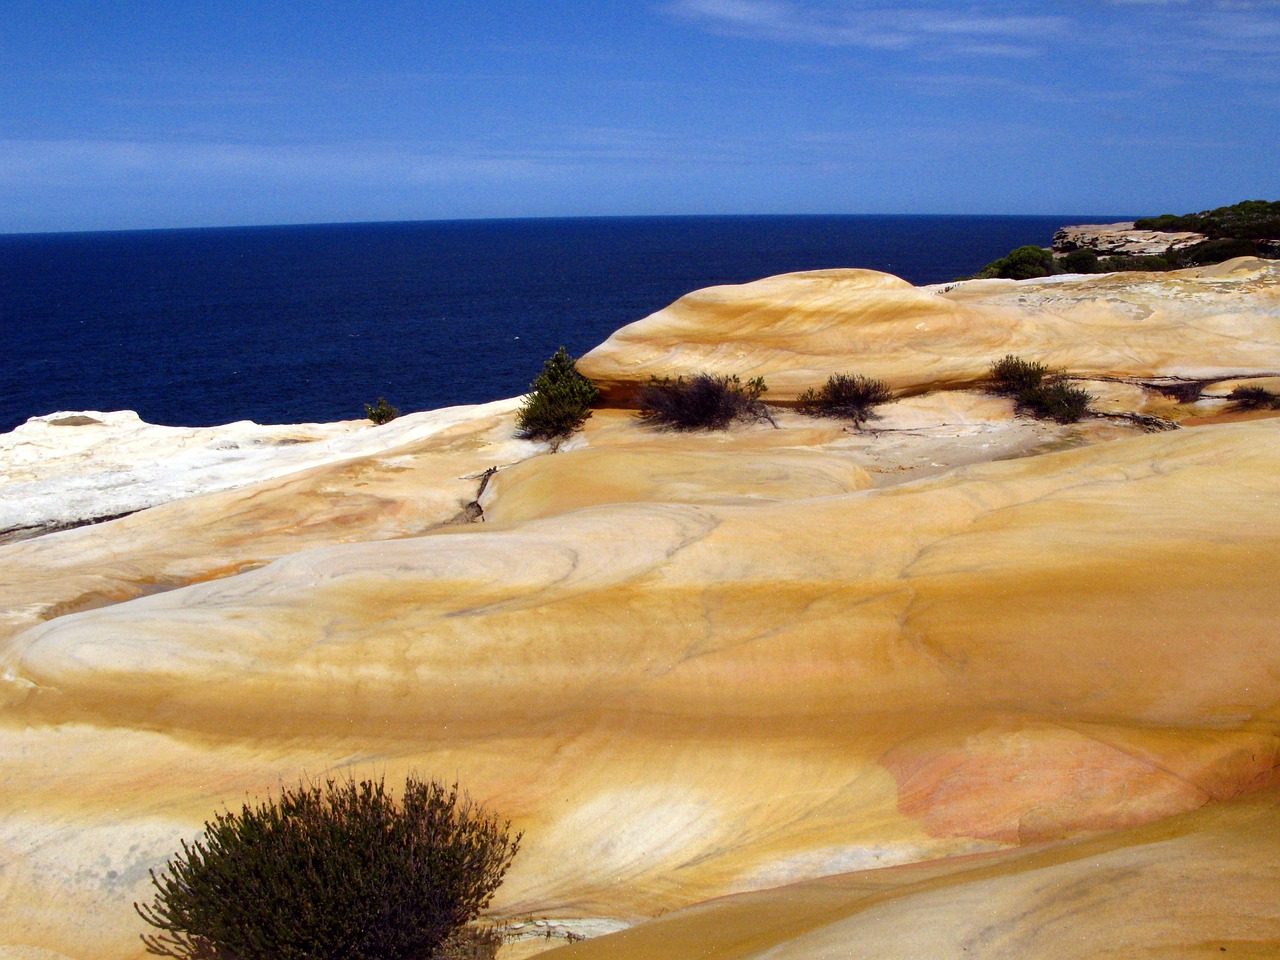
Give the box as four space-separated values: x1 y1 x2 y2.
638 373 772 430
973 245 1059 281
969 199 1279 280
135 775 520 960
365 397 400 425
515 347 599 443
987 355 1092 423
1135 199 1280 239
797 373 892 427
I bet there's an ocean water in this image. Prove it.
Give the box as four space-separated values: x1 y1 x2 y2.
0 214 1124 433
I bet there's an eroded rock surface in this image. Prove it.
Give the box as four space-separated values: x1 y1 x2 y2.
2 263 1279 960
1052 221 1208 257
578 259 1280 402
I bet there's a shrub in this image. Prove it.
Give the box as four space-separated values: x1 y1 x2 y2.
1098 254 1174 272
638 373 769 431
365 397 400 425
1184 237 1260 265
986 355 1091 423
1135 200 1280 240
1228 385 1280 411
135 775 521 960
1058 248 1102 274
797 373 892 427
1015 380 1093 423
433 925 504 960
988 355 1049 396
974 245 1059 281
515 347 599 443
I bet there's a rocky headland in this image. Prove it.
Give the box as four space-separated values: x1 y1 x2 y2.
1051 222 1208 258
975 200 1280 280
3 258 1280 959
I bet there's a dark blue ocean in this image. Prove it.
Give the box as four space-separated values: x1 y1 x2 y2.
0 215 1125 433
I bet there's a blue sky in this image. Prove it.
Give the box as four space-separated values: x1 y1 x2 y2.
3 0 1277 232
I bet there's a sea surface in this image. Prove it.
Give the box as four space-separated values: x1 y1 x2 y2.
0 214 1127 433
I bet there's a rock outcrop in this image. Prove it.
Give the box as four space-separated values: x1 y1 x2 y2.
578 259 1280 402
1052 221 1207 258
2 261 1280 960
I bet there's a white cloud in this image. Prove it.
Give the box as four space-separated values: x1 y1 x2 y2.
661 0 1069 56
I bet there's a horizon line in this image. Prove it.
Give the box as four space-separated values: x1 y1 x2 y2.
2 210 1143 240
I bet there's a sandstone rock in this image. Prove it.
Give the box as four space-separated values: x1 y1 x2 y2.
550 785 1280 960
579 261 1280 402
1052 222 1207 258
2 263 1280 960
0 400 523 537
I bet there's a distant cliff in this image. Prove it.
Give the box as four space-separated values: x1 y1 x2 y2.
971 200 1280 280
1051 222 1208 258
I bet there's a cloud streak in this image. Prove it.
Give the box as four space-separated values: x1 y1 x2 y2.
660 0 1069 56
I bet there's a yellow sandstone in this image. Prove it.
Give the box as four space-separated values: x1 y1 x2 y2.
1 262 1279 959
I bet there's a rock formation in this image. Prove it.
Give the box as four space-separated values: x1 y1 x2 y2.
2 259 1279 960
1051 221 1207 258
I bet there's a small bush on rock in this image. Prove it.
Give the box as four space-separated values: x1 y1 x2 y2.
638 373 770 431
987 355 1091 423
797 373 892 427
1016 380 1093 423
1228 385 1280 411
515 347 599 443
365 397 400 425
988 355 1049 397
135 775 521 960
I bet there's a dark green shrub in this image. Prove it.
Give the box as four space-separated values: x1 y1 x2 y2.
797 373 892 427
135 775 521 960
1184 237 1260 265
365 397 400 425
987 355 1091 423
1228 385 1280 411
515 347 599 442
974 245 1059 281
638 373 769 431
433 925 504 960
1058 248 1101 274
988 355 1048 396
1016 380 1093 423
1098 255 1174 272
1135 200 1280 240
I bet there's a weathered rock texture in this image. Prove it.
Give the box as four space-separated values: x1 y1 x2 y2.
2 261 1280 960
578 259 1280 402
1052 221 1207 257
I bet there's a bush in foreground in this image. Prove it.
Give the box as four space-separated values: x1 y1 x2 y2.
1016 380 1093 423
515 347 599 443
797 373 892 427
638 373 769 430
986 355 1091 424
365 397 400 425
988 355 1050 397
135 775 521 960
